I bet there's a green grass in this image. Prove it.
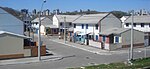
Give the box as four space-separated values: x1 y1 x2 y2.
68 57 150 69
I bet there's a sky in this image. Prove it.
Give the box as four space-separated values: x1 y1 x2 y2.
0 0 150 12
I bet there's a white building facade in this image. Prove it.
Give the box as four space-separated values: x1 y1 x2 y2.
73 13 122 41
53 15 81 33
72 13 122 48
123 16 150 32
32 16 55 35
123 15 150 45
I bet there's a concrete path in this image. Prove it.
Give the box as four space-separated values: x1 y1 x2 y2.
0 54 62 65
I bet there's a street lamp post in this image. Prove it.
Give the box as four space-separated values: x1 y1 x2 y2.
130 10 134 61
145 46 147 58
64 17 66 43
128 10 134 64
38 0 46 61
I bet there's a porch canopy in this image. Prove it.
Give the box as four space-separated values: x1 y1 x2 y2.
99 28 130 35
44 25 58 28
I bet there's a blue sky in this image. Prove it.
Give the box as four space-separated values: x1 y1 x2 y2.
0 0 149 12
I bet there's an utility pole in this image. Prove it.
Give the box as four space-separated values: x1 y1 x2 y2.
38 13 41 61
64 17 66 43
144 38 148 58
130 10 134 61
38 0 46 61
145 47 147 58
128 48 130 61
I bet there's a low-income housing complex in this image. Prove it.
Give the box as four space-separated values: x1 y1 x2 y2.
72 13 122 49
121 15 150 46
0 6 148 59
51 13 147 50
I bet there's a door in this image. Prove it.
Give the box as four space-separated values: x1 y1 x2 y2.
96 35 98 41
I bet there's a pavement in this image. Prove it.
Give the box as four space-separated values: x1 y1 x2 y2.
0 54 62 66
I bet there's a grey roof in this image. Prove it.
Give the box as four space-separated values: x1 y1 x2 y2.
0 31 30 39
55 15 81 22
125 15 150 23
32 17 45 23
46 15 53 21
0 7 23 21
0 8 23 22
32 16 53 25
72 13 109 24
41 18 53 26
99 28 130 35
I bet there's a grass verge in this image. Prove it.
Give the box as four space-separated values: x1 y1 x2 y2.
68 57 150 69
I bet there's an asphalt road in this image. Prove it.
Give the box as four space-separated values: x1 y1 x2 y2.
0 35 150 69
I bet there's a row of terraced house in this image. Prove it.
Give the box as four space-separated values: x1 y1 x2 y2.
1 6 149 59
32 13 150 51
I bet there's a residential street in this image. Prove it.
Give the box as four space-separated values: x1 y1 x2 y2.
0 0 150 69
0 35 150 69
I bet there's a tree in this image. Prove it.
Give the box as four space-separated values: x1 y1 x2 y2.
0 7 21 19
111 11 130 18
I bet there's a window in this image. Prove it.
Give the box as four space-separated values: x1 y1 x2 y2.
86 24 88 29
133 23 136 27
74 24 76 28
69 23 72 26
60 23 62 26
95 24 98 30
126 23 129 27
82 24 84 29
103 36 106 42
115 36 119 43
141 23 144 27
